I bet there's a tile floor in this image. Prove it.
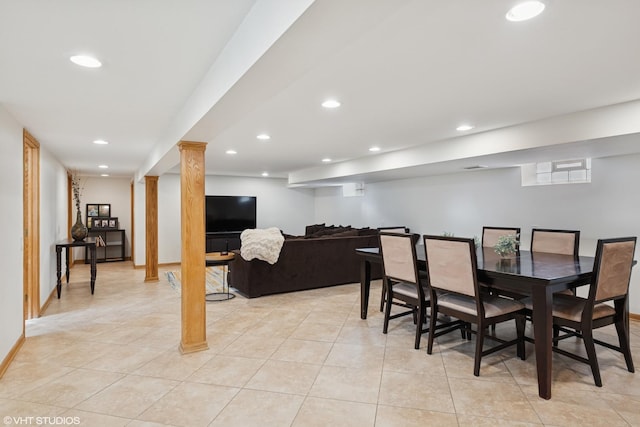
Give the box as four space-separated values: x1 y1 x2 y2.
2 262 640 426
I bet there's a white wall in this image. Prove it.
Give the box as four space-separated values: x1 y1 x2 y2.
78 177 132 260
149 174 315 264
39 147 70 301
314 153 640 312
0 106 26 361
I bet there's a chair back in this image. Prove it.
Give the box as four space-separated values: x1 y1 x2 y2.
379 232 419 284
531 228 580 257
482 226 520 248
591 237 637 302
423 235 478 298
378 226 410 233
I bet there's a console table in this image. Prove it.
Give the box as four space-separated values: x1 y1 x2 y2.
55 238 97 298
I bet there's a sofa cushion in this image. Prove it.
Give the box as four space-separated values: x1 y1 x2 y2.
305 223 326 236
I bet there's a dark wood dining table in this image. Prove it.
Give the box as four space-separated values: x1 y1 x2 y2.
355 246 596 400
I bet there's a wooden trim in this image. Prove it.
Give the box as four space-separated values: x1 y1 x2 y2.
144 176 159 282
23 130 40 320
0 334 25 379
178 141 208 353
630 313 640 321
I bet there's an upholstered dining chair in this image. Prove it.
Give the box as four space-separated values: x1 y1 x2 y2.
378 226 410 312
482 226 521 248
525 237 637 387
379 231 431 349
423 235 526 376
531 228 580 295
531 228 580 257
482 226 523 321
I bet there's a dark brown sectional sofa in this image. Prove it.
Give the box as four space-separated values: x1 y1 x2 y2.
228 225 381 298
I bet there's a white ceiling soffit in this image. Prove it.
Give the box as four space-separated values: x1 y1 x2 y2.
287 100 640 186
137 0 316 181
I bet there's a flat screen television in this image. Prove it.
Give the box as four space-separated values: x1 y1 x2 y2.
205 195 257 233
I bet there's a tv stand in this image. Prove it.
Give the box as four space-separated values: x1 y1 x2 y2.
206 232 241 253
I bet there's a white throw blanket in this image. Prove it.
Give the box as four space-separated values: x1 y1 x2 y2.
240 227 285 264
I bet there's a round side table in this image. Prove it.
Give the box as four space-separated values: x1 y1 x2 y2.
205 251 236 302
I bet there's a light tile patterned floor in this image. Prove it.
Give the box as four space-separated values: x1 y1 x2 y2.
1 262 640 426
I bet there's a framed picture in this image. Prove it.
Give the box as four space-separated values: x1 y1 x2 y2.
92 218 101 229
86 204 99 217
108 218 117 229
101 219 109 228
87 217 93 229
98 204 111 217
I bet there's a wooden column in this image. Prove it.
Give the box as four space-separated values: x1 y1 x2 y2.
178 141 208 353
144 176 159 282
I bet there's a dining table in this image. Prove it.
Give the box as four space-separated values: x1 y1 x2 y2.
355 246 597 400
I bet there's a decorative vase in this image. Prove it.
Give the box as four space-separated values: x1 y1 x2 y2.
71 209 88 241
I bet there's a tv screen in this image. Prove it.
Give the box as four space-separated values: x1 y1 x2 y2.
206 195 256 233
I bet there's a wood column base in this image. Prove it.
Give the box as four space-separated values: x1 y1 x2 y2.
179 340 209 354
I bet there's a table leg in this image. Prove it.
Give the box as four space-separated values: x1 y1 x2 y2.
65 247 71 284
90 245 97 294
531 286 553 399
56 246 62 299
360 259 372 319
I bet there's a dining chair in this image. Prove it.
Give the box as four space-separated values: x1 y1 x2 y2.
379 231 431 349
531 228 580 295
378 226 410 312
525 236 637 387
423 235 526 376
530 228 580 256
482 226 524 304
482 226 521 248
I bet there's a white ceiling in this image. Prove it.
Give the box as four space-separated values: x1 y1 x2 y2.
2 0 640 185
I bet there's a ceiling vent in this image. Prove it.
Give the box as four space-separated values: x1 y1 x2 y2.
463 165 488 170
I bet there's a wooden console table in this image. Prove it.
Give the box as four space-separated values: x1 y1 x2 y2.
55 238 97 298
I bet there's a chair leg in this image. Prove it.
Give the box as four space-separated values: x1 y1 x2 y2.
383 284 392 335
427 304 438 355
415 303 426 350
553 325 559 347
474 322 484 377
515 314 526 360
379 286 385 312
615 318 635 373
582 328 602 387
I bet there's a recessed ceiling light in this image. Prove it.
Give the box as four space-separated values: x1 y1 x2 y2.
98 164 108 169
70 55 102 68
369 146 381 152
93 139 109 145
506 1 545 22
225 149 237 155
256 134 270 141
261 172 269 177
100 174 110 177
322 158 332 163
456 124 474 131
321 99 341 109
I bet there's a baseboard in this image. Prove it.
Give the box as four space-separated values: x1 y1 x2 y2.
39 285 58 316
630 313 640 321
0 333 25 379
134 262 180 270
